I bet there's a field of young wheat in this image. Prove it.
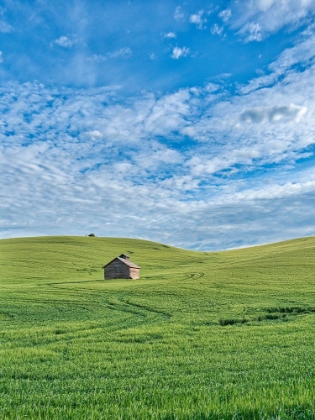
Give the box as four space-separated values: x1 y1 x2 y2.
1 235 315 419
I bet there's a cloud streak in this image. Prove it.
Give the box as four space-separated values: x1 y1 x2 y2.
231 0 315 41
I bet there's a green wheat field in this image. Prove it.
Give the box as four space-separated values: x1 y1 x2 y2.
1 235 315 419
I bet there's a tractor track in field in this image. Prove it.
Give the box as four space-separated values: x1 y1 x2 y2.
118 296 171 320
184 272 205 280
34 281 171 326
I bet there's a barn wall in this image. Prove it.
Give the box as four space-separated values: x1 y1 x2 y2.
105 259 131 279
129 268 140 279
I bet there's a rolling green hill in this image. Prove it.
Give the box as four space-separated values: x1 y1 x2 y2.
1 235 315 419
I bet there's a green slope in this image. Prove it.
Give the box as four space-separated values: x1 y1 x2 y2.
1 235 315 419
0 235 210 283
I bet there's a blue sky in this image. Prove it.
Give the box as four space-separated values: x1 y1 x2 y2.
1 0 315 250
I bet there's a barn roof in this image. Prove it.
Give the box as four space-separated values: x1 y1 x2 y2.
103 256 140 269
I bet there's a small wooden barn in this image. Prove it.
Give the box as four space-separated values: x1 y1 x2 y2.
103 254 140 280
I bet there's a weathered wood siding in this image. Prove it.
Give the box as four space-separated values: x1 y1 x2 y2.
129 267 140 279
104 259 139 279
105 259 129 279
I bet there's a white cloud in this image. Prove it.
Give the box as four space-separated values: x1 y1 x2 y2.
86 48 132 63
231 0 315 41
0 51 3 63
144 89 191 135
86 130 103 139
108 47 132 58
246 22 263 41
87 54 107 63
210 24 223 35
204 83 220 93
189 10 206 29
171 46 190 59
174 6 185 21
219 9 232 22
269 34 315 74
164 32 176 38
257 0 276 12
240 104 307 124
237 73 278 94
238 33 315 93
53 36 75 48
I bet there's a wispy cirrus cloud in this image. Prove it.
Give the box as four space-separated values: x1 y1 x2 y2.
86 48 132 63
238 32 315 94
230 0 315 41
0 20 13 33
174 6 185 22
86 54 107 63
108 47 132 59
0 7 13 33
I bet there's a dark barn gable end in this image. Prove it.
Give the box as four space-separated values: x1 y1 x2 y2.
103 254 140 280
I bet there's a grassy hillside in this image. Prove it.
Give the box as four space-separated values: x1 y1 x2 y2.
1 235 315 419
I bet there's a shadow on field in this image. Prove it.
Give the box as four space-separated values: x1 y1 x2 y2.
218 305 315 327
160 405 315 419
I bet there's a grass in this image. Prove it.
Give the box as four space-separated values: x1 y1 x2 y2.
1 235 315 419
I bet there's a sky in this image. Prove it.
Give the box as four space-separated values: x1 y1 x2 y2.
0 0 315 250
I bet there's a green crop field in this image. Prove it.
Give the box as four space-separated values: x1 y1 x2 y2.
1 235 315 419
